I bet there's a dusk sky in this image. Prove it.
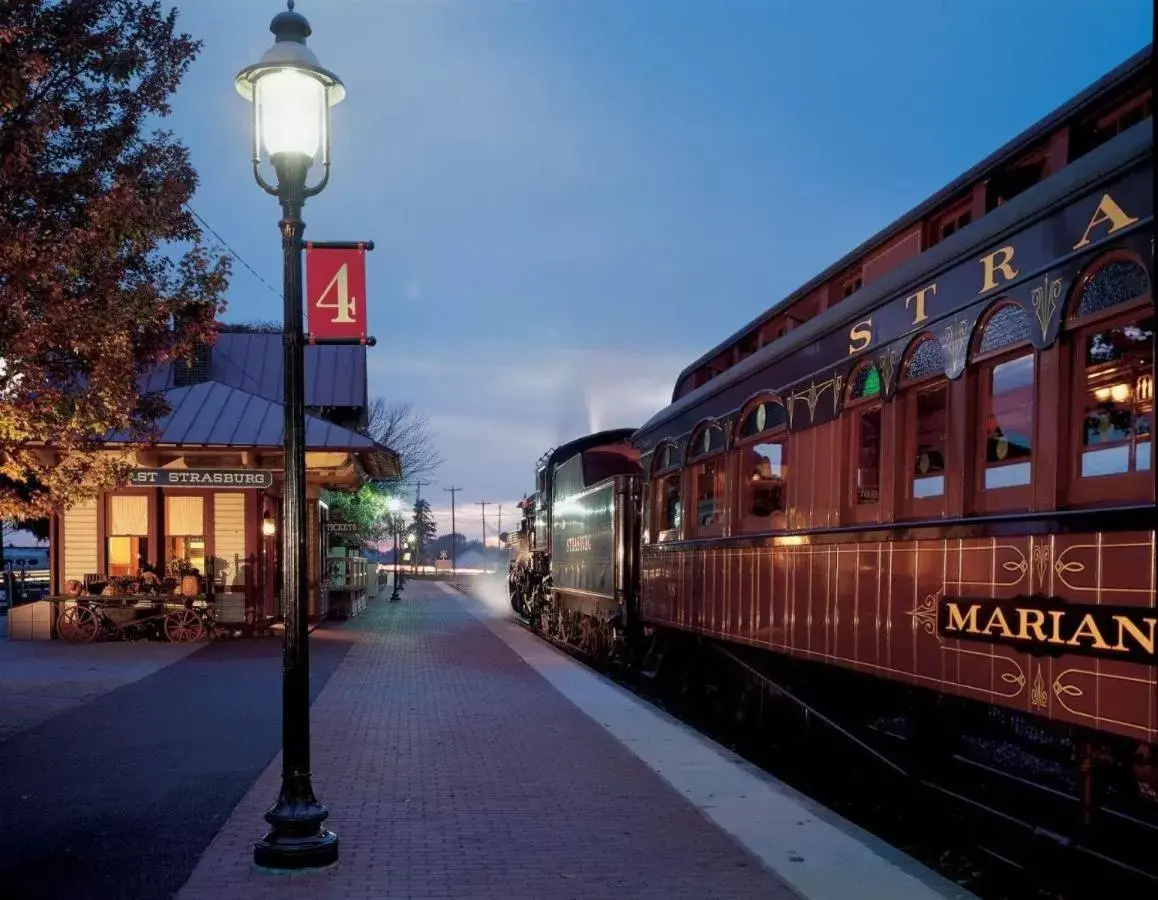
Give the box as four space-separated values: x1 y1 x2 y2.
21 0 1149 546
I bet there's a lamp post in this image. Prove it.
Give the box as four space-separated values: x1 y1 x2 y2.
235 0 344 871
389 498 402 602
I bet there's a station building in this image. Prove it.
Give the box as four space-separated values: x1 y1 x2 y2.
35 331 395 627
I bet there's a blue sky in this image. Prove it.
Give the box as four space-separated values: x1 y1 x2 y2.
30 0 1148 545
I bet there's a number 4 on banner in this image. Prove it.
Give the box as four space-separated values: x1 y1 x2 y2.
316 263 355 323
305 243 371 341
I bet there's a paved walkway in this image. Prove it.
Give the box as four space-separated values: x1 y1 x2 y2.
174 581 970 900
175 582 800 900
0 625 202 741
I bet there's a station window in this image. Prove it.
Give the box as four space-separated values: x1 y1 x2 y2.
106 495 149 577
900 336 949 517
846 362 883 519
650 443 683 541
973 303 1035 509
1066 254 1153 506
687 424 727 537
165 495 206 576
735 398 788 532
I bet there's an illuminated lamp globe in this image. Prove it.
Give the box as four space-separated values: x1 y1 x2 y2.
262 518 277 537
234 1 345 192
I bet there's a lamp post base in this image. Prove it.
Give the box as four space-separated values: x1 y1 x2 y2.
253 783 340 870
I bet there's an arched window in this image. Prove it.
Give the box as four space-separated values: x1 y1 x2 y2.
1066 254 1152 502
735 397 788 532
973 302 1035 508
900 335 948 516
650 443 683 541
687 422 727 537
846 361 883 517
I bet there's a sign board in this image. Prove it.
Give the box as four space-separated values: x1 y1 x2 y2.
127 468 273 489
324 522 360 534
305 246 368 341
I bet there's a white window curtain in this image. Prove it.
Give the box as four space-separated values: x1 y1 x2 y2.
108 495 149 536
165 496 204 536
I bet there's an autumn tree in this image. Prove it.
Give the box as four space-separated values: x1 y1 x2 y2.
0 0 230 518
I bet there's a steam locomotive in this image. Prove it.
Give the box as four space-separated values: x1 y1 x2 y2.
505 47 1155 882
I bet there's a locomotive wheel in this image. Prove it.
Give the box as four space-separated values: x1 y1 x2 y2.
58 606 99 643
164 609 206 643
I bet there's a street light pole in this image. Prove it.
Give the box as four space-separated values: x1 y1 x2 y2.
236 1 344 871
389 499 401 602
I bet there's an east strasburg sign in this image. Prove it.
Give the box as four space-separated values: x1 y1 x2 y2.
127 468 275 489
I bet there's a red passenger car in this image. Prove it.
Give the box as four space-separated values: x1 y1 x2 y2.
509 45 1154 880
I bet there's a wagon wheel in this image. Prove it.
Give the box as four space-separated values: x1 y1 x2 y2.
164 608 206 643
58 606 100 643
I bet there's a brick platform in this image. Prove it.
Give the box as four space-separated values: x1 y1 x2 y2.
176 581 798 900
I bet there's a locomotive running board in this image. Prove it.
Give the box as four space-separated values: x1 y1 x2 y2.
711 643 908 778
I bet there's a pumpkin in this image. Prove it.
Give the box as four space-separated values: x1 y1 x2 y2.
180 574 200 597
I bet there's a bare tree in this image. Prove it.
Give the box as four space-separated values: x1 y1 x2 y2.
363 399 443 484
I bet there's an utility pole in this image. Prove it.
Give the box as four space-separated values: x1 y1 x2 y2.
475 501 490 572
444 486 461 573
495 504 502 542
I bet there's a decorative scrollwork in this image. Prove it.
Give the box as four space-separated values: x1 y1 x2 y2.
1002 671 1027 689
1030 274 1062 339
1031 666 1047 709
906 588 942 637
1032 543 1050 588
1054 678 1084 699
942 318 971 379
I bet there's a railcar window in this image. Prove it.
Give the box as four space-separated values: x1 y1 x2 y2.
975 304 1036 498
657 473 682 533
902 338 948 510
688 425 727 536
1075 261 1150 319
737 400 788 531
912 387 948 498
847 363 883 510
1078 316 1153 478
984 354 1035 488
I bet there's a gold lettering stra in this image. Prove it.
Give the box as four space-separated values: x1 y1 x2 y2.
848 319 873 355
978 246 1018 294
1066 613 1112 651
905 283 936 325
1072 193 1139 250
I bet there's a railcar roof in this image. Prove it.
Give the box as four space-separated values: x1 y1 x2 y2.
636 116 1153 441
669 44 1152 402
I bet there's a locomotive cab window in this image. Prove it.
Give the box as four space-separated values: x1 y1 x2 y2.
846 362 883 521
687 423 727 537
651 443 683 542
1066 255 1153 506
973 302 1036 511
735 398 788 532
900 336 949 517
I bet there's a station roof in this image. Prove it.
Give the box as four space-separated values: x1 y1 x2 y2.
139 332 367 409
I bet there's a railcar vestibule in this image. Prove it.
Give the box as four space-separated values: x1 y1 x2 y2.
645 248 1152 543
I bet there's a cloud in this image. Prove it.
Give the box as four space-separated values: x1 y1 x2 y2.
367 340 690 539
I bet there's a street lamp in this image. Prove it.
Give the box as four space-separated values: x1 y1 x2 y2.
235 0 344 871
388 498 402 602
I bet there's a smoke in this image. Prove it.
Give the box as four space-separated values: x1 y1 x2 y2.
455 572 511 619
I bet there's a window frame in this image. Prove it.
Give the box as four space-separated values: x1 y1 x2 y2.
685 420 728 538
971 301 1038 513
844 360 884 524
649 442 684 543
1064 252 1153 507
898 334 950 520
733 395 789 534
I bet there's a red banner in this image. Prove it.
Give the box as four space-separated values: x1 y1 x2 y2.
305 246 368 341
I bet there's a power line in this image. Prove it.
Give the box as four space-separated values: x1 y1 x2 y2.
475 501 491 556
184 203 281 299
